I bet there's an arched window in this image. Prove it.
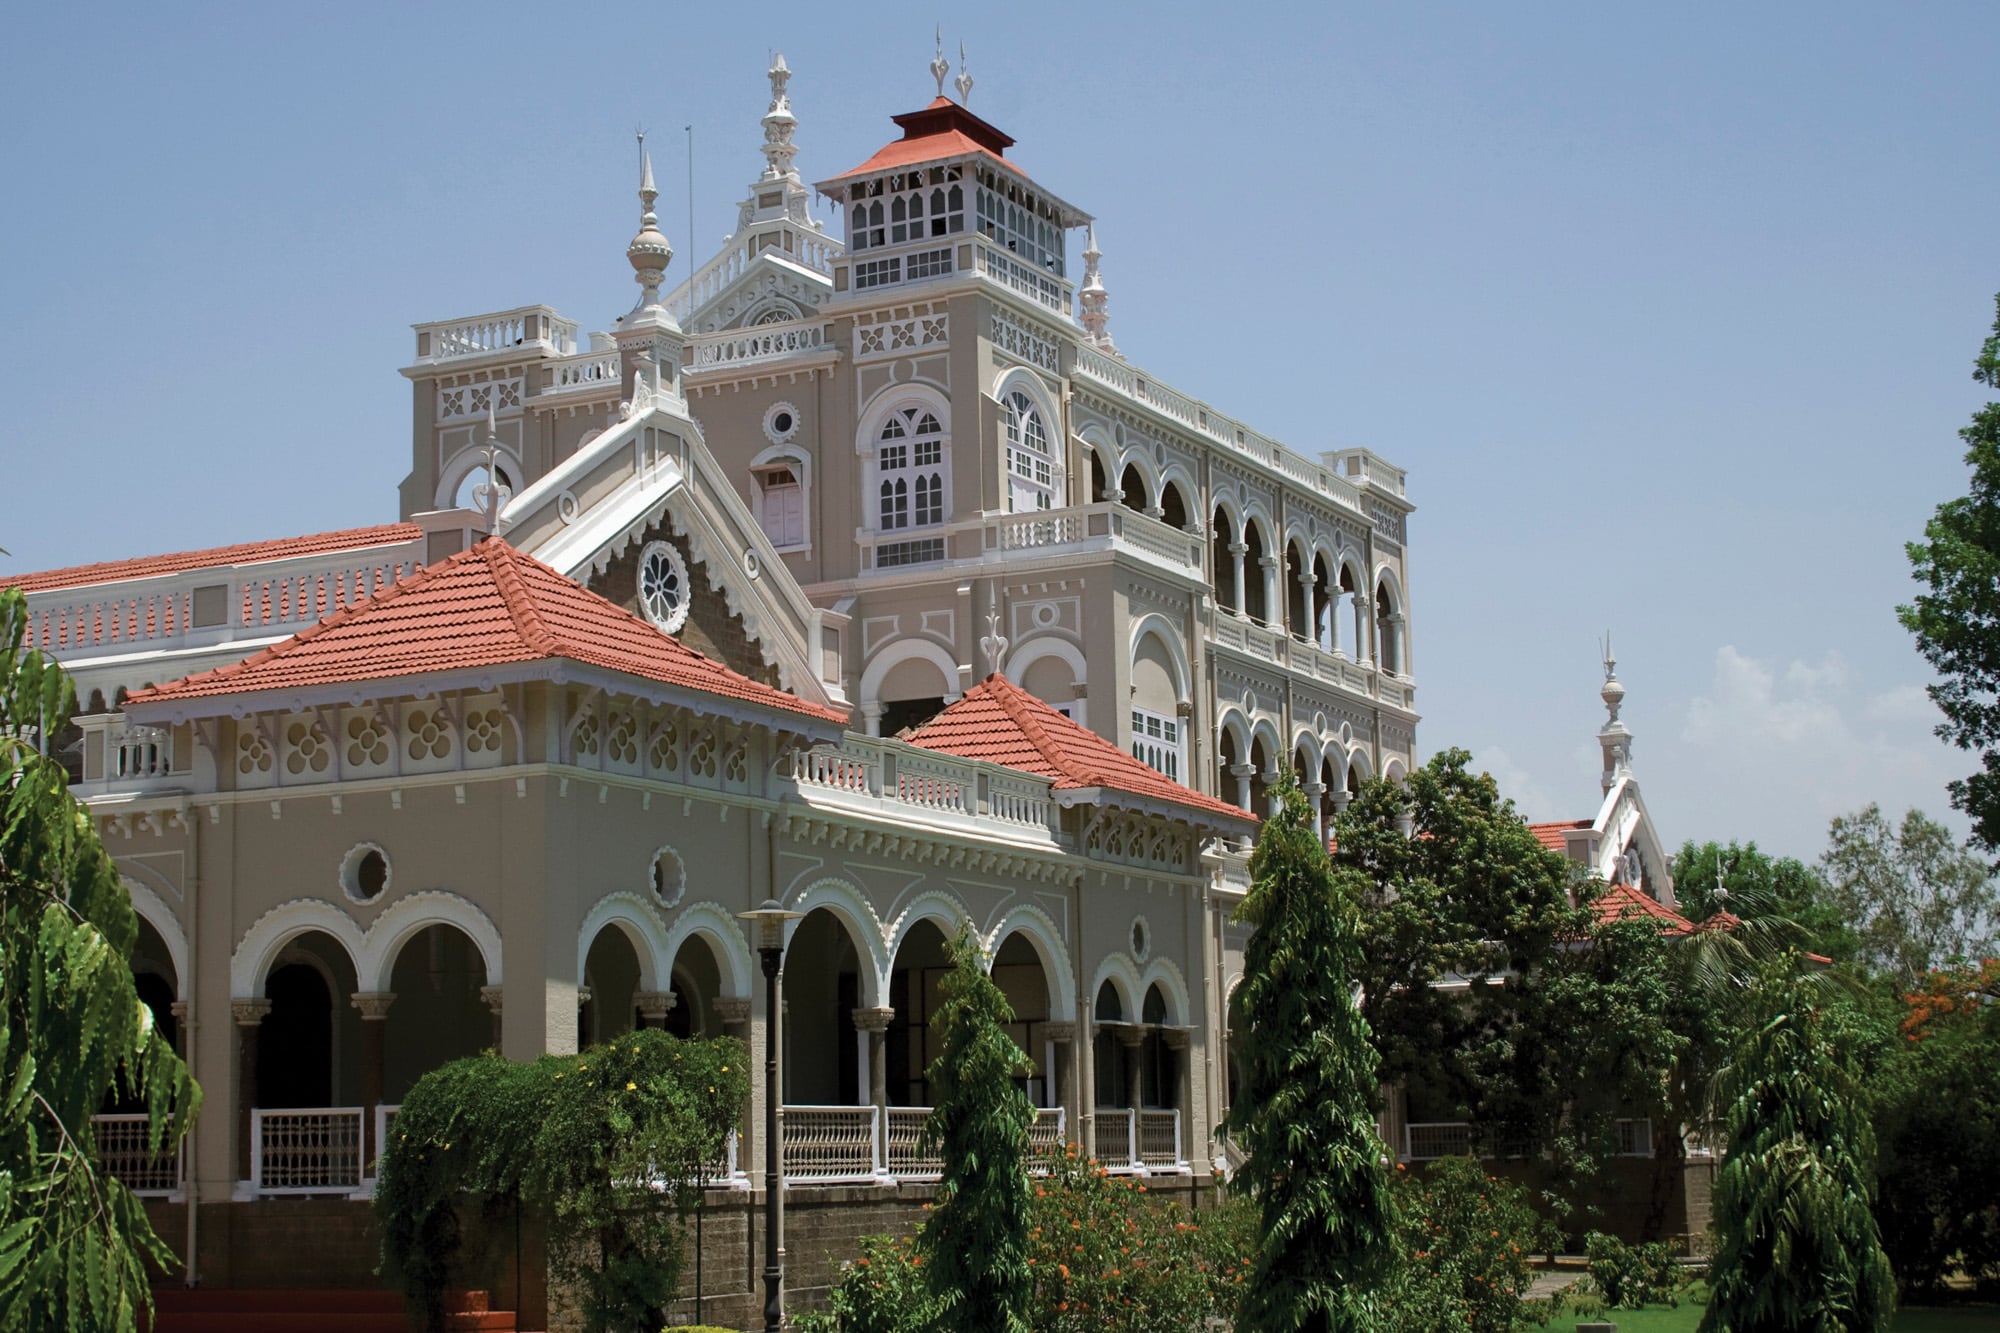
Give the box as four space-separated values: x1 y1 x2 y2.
754 457 807 549
1004 390 1055 513
876 408 946 531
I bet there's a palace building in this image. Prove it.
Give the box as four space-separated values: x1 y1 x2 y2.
6 49 1424 1325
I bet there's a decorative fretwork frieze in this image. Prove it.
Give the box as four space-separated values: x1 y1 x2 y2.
989 308 1059 373
437 377 524 423
855 312 948 360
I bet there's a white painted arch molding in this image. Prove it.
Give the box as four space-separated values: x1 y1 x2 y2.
577 890 673 994
124 878 190 1001
983 902 1079 1023
1088 952 1146 1024
782 876 890 1009
662 901 756 1000
230 892 504 998
858 636 963 711
1139 955 1192 1028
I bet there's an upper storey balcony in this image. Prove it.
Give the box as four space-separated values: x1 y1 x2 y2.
410 305 580 366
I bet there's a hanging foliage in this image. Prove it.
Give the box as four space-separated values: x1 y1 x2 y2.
373 1029 746 1333
0 587 202 1333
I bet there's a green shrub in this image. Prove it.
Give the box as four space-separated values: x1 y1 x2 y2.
375 1029 747 1333
1387 1156 1557 1333
793 1234 938 1333
1583 1230 1696 1308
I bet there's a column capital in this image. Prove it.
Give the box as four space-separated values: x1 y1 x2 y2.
169 1000 191 1023
231 998 272 1027
1113 1025 1148 1050
1162 1028 1192 1052
637 990 678 1022
1229 762 1255 778
1228 540 1247 555
1042 1021 1077 1044
713 996 753 1026
850 1006 895 1034
479 983 505 1016
350 990 397 1022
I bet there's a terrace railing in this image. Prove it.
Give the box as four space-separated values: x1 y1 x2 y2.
251 1107 365 1195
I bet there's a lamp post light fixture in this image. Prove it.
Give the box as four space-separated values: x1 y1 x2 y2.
739 897 802 1333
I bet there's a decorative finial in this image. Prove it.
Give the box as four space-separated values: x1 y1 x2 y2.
761 52 799 182
1598 632 1632 793
480 408 506 536
626 131 673 309
1079 221 1116 354
931 28 949 99
979 609 1010 675
955 41 974 104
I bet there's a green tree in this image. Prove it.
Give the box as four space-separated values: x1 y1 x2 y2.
0 587 201 1331
917 923 1035 1333
1227 773 1398 1333
1335 752 1681 1213
1902 293 2000 856
1820 804 2000 989
1673 838 1856 961
1701 960 1897 1333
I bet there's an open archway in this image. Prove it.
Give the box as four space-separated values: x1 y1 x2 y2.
383 924 492 1102
782 907 868 1106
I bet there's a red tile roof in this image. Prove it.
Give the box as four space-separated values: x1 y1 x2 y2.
1 524 422 594
823 97 1029 184
1529 819 1592 851
904 674 1250 824
1591 882 1694 936
125 538 848 725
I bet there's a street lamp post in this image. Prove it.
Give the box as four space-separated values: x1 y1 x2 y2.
739 898 801 1333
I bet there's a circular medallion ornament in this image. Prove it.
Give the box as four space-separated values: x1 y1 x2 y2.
637 541 690 634
763 401 801 445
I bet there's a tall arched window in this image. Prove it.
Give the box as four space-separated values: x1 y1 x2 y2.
1003 390 1056 513
877 408 946 531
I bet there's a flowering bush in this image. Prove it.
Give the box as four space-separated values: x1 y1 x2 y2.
1582 1230 1696 1308
799 1146 1254 1332
1386 1156 1556 1333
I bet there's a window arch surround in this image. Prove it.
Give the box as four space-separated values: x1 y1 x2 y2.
994 370 1061 514
858 388 953 537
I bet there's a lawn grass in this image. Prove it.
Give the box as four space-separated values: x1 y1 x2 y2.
1536 1300 1999 1331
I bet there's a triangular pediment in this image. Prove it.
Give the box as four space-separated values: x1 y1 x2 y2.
497 392 843 713
683 250 832 334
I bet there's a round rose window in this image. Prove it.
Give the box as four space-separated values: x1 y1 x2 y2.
638 541 690 633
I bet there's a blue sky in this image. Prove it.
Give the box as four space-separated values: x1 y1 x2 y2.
3 3 1995 861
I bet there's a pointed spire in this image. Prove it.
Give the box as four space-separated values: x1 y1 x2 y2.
1598 632 1632 794
626 130 673 309
955 41 974 104
761 52 799 182
1079 221 1116 355
931 28 950 99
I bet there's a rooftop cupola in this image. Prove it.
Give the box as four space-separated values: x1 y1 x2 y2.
815 40 1091 315
1598 635 1633 795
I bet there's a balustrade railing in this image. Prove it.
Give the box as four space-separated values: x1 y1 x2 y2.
688 319 831 370
91 1113 182 1195
973 241 1073 316
545 350 622 395
781 1105 881 1183
1028 1107 1067 1160
1092 1107 1136 1171
1403 1121 1480 1162
413 306 578 362
892 752 976 817
789 736 1060 840
1137 1109 1182 1169
252 1107 365 1194
987 774 1053 829
112 724 172 780
26 551 423 658
883 1107 941 1179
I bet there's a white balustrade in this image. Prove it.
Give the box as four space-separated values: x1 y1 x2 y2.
987 774 1052 829
112 723 172 780
781 1104 882 1183
545 351 622 395
25 553 423 658
973 241 1073 315
1403 1121 1479 1162
1027 1107 1067 1161
252 1107 365 1194
1091 1107 1137 1171
688 319 830 370
1137 1109 1183 1169
414 306 578 362
792 743 879 795
883 1107 941 1180
91 1113 182 1195
891 751 976 816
